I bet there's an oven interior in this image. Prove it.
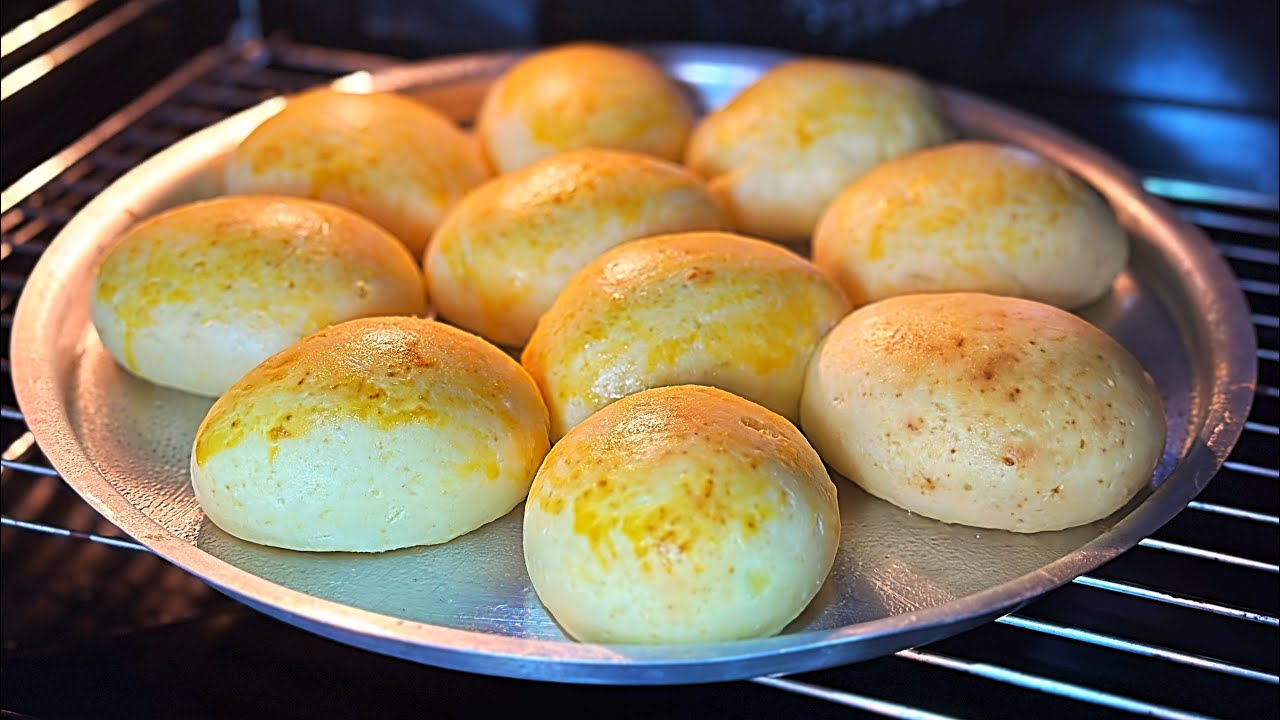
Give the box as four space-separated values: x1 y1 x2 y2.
1 1 1276 718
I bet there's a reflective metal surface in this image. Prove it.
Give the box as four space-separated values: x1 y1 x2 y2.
10 45 1257 684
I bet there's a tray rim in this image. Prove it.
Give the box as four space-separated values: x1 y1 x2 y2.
9 43 1259 684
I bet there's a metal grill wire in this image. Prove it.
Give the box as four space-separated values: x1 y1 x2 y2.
1 39 1277 720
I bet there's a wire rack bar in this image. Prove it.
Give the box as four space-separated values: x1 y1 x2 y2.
897 649 1215 720
1237 278 1279 296
1186 501 1279 525
752 676 966 720
996 614 1278 684
0 515 148 551
1213 243 1280 265
1176 207 1279 237
1243 421 1278 437
1071 575 1279 626
1137 538 1279 573
1220 461 1280 480
0 459 61 477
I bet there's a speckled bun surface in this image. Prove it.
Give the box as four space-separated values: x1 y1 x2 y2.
801 293 1165 533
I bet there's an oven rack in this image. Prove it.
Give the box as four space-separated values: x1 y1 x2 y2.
1 28 1276 720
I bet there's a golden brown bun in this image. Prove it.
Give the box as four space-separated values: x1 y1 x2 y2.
801 293 1166 532
813 141 1128 308
224 88 490 257
476 43 694 173
685 58 951 241
523 385 839 643
90 195 426 397
522 231 851 440
191 317 550 552
425 148 727 348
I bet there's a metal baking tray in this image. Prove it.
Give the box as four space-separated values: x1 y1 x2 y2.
10 44 1257 684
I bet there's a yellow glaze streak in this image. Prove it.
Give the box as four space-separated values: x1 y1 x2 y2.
521 231 851 439
425 148 726 347
476 43 694 172
521 385 841 644
532 386 827 571
813 141 1127 309
194 317 548 472
225 88 490 257
92 195 424 378
685 58 951 240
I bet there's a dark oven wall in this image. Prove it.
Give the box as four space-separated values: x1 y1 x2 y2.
2 0 1277 196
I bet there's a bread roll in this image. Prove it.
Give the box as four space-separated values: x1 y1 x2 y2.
522 231 851 440
224 88 489 257
90 196 425 397
524 385 839 643
191 317 550 552
425 148 727 348
685 58 950 242
813 141 1128 308
801 293 1166 533
476 43 694 173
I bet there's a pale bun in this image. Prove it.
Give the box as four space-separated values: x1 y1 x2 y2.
522 231 851 440
476 43 694 173
801 293 1166 533
425 148 726 348
523 385 839 643
191 316 550 552
813 141 1128 308
90 195 425 397
685 58 950 242
224 88 489 257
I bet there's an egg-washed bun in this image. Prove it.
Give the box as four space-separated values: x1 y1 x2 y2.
524 385 839 643
685 58 950 242
813 141 1128 308
425 148 727 348
191 317 550 552
522 231 851 440
801 293 1166 533
90 196 426 397
475 43 694 173
224 88 490 257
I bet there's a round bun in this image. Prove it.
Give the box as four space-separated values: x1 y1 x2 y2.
91 196 426 397
524 385 839 643
191 317 550 552
685 59 950 242
224 88 489 257
801 293 1166 533
813 141 1128 308
522 231 850 440
476 43 694 173
425 148 727 348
